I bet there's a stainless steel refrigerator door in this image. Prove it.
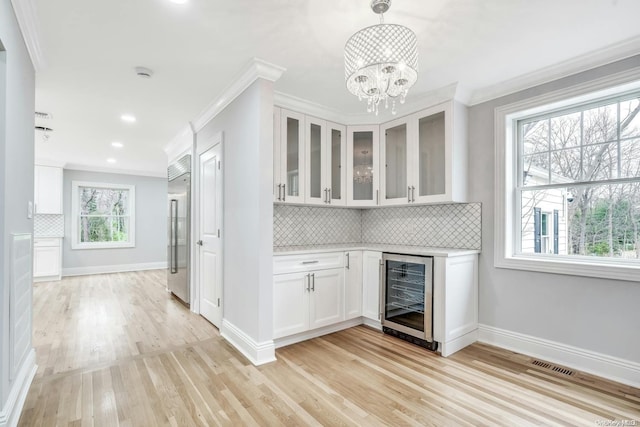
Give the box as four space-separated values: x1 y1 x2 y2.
381 253 434 342
168 174 190 304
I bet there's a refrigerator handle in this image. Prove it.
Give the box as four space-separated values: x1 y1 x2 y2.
170 199 178 274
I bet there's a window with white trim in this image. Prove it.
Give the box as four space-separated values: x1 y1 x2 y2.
495 72 640 281
71 181 135 249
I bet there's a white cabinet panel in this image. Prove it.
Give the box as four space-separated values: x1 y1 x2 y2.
308 268 344 329
347 125 380 207
34 165 63 214
344 251 363 320
274 109 305 204
33 238 62 280
273 272 310 339
362 251 382 321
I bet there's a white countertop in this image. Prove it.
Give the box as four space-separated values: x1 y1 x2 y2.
274 243 480 257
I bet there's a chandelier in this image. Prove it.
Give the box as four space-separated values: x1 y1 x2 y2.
344 0 418 115
354 151 373 184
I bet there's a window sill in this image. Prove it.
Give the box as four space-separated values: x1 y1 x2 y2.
495 254 640 282
71 242 135 250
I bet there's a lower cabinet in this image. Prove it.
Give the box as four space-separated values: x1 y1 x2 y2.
273 255 346 340
344 251 362 320
33 238 62 281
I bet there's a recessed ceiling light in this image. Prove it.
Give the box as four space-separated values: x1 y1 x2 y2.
107 158 117 164
111 141 124 148
120 114 136 123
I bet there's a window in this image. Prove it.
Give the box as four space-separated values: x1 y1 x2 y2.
71 181 135 249
495 70 640 281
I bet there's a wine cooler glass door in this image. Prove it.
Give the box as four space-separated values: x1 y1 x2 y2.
385 260 427 331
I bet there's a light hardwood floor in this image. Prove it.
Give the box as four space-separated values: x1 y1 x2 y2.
20 270 640 426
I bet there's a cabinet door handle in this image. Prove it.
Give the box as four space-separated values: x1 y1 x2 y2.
302 260 319 265
412 186 416 202
277 184 282 201
376 190 379 205
311 273 315 291
408 186 411 203
306 273 310 291
346 253 350 269
328 188 331 204
283 184 286 202
324 188 328 203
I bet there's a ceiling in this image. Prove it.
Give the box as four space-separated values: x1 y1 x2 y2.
31 0 640 177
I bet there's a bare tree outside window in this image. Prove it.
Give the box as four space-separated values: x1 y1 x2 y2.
517 94 640 260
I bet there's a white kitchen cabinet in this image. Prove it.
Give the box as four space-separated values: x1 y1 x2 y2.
362 251 382 324
34 165 63 214
304 118 347 206
274 108 305 203
273 252 345 340
379 100 468 205
347 125 380 207
344 251 363 320
433 254 478 357
33 238 62 281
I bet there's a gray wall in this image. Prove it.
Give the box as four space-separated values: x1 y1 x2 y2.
469 55 640 363
0 0 36 409
62 169 167 271
197 79 274 345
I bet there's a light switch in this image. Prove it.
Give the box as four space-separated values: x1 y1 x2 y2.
27 201 33 219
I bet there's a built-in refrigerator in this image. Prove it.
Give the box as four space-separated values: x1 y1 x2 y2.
167 155 191 305
381 253 437 351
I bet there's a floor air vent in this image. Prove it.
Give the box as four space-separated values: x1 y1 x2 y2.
531 359 575 376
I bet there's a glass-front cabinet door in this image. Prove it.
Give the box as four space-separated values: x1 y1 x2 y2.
304 116 327 205
327 122 346 206
276 109 305 203
414 109 446 201
347 125 380 206
380 119 412 205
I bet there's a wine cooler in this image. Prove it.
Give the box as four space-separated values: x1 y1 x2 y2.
381 253 437 351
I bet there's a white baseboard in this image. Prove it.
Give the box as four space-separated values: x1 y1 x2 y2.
0 349 37 427
274 318 364 349
440 329 478 357
220 319 276 366
362 317 382 330
478 324 640 388
62 261 167 277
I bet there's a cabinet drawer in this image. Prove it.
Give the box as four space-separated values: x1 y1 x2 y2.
34 238 61 248
274 252 344 275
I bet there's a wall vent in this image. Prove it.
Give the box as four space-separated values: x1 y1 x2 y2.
531 359 575 376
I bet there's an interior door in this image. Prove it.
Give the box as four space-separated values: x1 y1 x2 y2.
198 143 223 327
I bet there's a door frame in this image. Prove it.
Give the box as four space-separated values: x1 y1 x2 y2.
193 131 223 316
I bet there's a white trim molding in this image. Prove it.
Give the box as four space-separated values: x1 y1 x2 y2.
192 58 286 132
478 324 640 389
470 35 640 105
10 0 45 71
62 261 167 277
0 349 36 427
64 163 166 179
221 319 276 366
273 318 363 349
164 125 194 164
494 67 640 281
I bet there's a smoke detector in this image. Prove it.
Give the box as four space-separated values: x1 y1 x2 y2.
135 67 153 79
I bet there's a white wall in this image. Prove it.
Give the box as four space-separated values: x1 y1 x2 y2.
62 169 167 273
0 0 36 418
196 79 274 346
469 55 640 363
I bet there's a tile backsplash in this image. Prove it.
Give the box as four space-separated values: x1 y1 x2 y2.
273 202 481 250
362 203 481 250
274 205 362 247
34 214 65 238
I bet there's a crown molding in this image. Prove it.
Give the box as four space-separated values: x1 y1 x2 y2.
276 82 470 126
191 58 286 132
10 0 45 72
469 35 640 106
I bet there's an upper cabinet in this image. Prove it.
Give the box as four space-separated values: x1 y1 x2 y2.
304 117 346 206
275 98 467 207
34 165 63 214
347 125 380 207
274 108 305 204
380 100 467 205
